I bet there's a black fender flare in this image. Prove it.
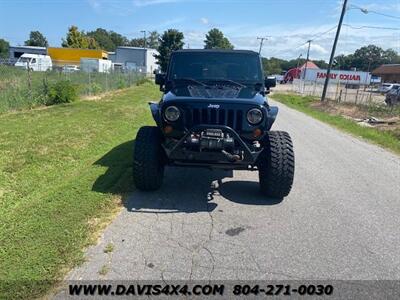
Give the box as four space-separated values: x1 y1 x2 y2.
149 102 161 127
266 106 278 130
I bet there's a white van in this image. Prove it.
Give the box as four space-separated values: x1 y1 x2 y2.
15 54 52 72
80 58 112 73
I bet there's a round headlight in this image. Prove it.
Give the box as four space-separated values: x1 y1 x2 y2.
164 106 180 122
247 108 263 125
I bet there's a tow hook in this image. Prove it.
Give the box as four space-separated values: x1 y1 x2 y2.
221 150 241 162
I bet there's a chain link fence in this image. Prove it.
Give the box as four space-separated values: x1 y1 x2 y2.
284 79 386 105
0 63 145 113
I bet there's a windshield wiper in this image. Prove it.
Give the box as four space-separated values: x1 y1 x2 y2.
172 77 209 87
205 79 246 88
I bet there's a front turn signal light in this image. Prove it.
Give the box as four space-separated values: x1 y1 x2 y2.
253 128 262 138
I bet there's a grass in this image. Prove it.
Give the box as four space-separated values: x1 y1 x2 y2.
0 65 145 113
103 243 114 254
98 265 110 276
272 93 400 155
0 83 160 299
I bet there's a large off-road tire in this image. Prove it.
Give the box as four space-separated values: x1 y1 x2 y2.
258 131 295 198
133 126 165 191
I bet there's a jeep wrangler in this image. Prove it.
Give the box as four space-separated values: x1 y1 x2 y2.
133 49 294 198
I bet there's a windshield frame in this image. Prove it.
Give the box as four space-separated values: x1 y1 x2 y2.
166 51 264 85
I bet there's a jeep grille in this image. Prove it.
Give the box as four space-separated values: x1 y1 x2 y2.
184 108 243 131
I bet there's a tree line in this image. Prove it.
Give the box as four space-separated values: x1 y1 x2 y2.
1 27 399 74
262 57 329 75
0 26 234 71
262 44 400 75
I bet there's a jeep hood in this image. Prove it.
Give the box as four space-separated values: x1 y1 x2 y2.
162 86 266 105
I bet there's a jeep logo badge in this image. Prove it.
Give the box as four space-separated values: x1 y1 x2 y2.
208 104 220 109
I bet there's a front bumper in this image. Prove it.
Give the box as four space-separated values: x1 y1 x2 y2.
162 125 262 169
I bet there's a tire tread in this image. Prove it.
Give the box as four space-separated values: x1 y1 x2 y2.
258 131 295 198
133 126 164 191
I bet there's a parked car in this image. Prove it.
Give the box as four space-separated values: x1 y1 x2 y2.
377 83 400 94
62 65 79 73
14 54 52 72
385 88 400 106
271 74 285 84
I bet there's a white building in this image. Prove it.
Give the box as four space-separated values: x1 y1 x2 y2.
110 47 159 75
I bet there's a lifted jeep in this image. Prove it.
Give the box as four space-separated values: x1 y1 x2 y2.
133 49 294 198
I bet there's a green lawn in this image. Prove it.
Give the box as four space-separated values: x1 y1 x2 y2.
0 83 160 299
0 65 143 112
272 93 400 155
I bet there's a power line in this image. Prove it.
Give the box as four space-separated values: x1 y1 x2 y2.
368 10 400 20
343 24 400 31
349 4 400 20
308 25 338 42
266 26 338 57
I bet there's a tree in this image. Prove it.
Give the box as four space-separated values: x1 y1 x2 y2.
129 38 145 47
109 31 129 49
0 38 9 59
155 29 184 72
147 31 160 49
332 54 354 70
261 56 329 75
129 31 160 49
262 57 285 75
204 28 233 50
313 59 329 69
383 48 400 64
353 44 384 71
24 31 48 47
87 28 129 51
333 45 400 71
87 28 115 51
62 26 98 49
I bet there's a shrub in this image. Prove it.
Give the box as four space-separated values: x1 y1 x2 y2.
90 82 103 94
136 76 152 86
117 79 127 89
46 80 78 105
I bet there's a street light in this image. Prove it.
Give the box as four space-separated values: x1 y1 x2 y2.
321 2 372 102
296 54 303 70
140 30 146 48
257 37 269 54
347 4 369 14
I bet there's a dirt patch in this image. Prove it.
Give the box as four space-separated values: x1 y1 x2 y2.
310 101 400 136
311 101 367 119
82 88 132 102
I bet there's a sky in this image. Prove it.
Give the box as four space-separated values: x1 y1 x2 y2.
1 0 399 61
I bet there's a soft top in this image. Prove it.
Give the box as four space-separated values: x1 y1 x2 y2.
173 49 259 55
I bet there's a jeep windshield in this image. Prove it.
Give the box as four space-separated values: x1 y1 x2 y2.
167 51 263 86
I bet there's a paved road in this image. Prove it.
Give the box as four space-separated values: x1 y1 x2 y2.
66 99 400 283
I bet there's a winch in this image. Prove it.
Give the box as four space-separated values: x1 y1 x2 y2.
186 129 234 150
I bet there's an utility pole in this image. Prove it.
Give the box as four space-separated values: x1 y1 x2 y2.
141 30 147 48
301 40 311 94
321 0 348 102
257 37 268 54
296 54 303 70
302 40 312 81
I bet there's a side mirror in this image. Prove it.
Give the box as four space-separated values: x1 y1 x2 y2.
265 76 276 89
155 73 165 86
